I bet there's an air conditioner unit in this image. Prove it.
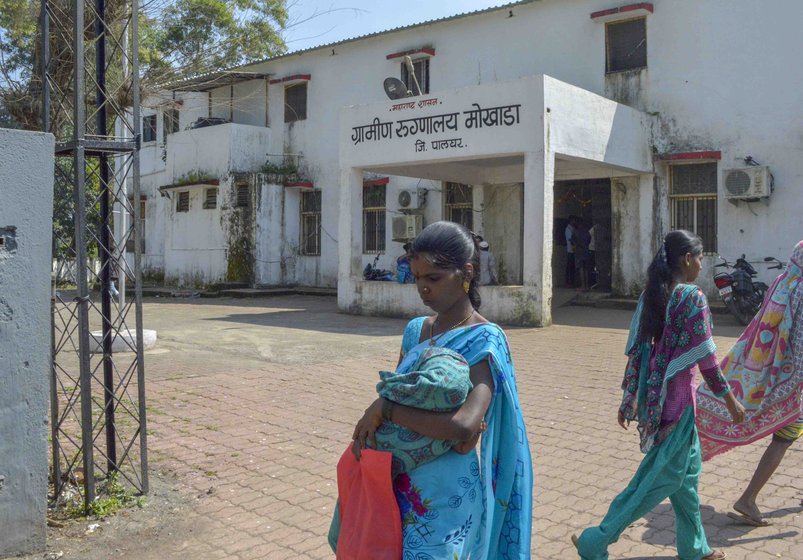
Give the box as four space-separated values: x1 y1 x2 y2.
723 166 771 200
397 189 420 210
392 214 423 241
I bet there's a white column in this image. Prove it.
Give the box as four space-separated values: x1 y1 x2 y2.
523 149 555 326
338 167 363 311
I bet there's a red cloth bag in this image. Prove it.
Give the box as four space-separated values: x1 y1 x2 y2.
336 446 402 560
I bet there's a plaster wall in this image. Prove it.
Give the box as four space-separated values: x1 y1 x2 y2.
232 79 268 127
0 128 54 555
163 182 227 286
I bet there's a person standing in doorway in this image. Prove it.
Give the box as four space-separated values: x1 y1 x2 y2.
565 216 577 288
478 240 498 286
573 230 745 560
574 220 591 292
589 222 598 289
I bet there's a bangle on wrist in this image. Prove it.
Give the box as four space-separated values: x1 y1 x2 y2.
381 398 394 422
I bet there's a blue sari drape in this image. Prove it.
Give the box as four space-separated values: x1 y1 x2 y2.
396 317 533 560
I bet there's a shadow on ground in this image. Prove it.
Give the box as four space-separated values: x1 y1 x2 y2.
637 503 800 552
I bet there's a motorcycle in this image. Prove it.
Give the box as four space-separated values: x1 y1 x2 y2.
363 253 394 281
712 254 772 325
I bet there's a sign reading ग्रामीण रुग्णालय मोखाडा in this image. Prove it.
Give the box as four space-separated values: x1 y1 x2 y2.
350 101 522 153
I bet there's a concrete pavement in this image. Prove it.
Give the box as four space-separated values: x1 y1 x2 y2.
69 296 803 559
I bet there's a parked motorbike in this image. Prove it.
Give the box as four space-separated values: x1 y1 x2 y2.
713 254 772 325
363 254 394 281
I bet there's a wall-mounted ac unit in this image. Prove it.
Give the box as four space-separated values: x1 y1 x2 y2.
392 214 423 241
397 189 420 210
724 166 771 200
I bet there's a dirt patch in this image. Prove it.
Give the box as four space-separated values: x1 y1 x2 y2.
14 469 210 560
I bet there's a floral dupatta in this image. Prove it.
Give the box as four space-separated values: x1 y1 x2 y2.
400 319 533 559
621 284 718 453
697 241 803 460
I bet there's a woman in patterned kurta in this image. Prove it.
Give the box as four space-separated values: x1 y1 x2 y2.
574 230 745 560
342 221 533 560
697 240 803 526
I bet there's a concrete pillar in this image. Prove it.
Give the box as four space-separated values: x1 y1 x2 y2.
610 173 656 296
0 128 55 556
522 150 555 326
337 167 364 312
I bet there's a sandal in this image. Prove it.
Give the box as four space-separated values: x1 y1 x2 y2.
727 509 771 527
702 550 726 560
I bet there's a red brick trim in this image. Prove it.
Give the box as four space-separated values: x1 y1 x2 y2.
591 3 654 20
660 151 721 162
386 47 436 60
284 181 314 189
269 74 312 85
363 177 390 187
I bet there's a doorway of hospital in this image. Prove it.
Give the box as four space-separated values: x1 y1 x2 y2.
552 178 612 293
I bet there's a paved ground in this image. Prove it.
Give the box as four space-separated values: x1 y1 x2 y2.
32 296 803 559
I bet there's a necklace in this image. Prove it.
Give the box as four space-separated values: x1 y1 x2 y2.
429 310 474 347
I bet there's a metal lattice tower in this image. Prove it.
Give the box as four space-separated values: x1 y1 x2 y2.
42 0 147 509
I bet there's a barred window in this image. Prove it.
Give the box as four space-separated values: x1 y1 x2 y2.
176 191 189 213
300 190 322 256
163 108 180 141
606 18 647 73
142 114 157 143
203 188 218 210
235 183 250 208
363 184 386 254
285 83 307 123
401 58 429 95
670 163 718 254
444 182 473 231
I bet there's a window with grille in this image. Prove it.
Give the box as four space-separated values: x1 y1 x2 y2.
444 182 473 231
176 191 189 213
670 163 718 254
284 83 308 123
606 18 647 73
142 114 157 142
300 190 322 256
203 188 218 209
401 58 430 95
163 108 180 141
235 183 250 208
363 184 386 254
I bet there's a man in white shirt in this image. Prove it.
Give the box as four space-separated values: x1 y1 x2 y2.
479 241 498 285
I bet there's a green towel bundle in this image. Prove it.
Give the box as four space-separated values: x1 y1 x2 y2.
374 347 473 478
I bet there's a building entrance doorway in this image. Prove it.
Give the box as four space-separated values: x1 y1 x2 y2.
552 178 612 291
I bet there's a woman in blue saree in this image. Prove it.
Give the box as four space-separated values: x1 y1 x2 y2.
347 221 533 559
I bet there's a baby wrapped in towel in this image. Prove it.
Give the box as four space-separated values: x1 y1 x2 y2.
374 346 473 478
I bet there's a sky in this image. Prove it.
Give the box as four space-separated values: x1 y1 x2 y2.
283 0 521 52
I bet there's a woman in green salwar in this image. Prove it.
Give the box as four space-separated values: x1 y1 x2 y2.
574 230 745 560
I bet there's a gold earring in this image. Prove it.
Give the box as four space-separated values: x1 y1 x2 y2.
463 280 470 293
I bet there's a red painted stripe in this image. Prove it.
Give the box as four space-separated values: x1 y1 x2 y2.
591 3 653 19
269 74 312 85
660 151 721 161
386 47 436 60
363 177 390 187
284 181 314 189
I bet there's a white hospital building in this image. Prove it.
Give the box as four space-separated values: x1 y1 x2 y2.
128 0 803 326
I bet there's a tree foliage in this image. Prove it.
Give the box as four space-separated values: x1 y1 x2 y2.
0 0 289 132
